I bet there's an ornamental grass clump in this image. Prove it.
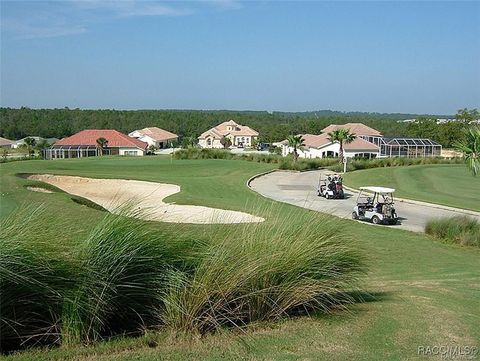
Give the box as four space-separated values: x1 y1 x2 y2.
425 216 480 247
0 207 72 352
61 211 179 345
161 211 365 333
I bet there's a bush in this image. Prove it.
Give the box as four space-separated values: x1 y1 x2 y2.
162 211 365 333
425 216 480 247
173 148 462 172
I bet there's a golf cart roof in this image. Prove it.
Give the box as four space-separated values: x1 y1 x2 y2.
359 186 395 194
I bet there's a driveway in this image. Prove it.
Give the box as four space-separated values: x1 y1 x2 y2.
249 170 480 233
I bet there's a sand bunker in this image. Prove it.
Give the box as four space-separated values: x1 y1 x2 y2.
27 186 53 194
28 174 264 224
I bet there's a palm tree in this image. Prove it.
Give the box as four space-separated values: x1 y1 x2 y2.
23 137 37 157
287 135 305 161
454 127 480 176
220 136 232 149
96 137 108 156
327 129 356 164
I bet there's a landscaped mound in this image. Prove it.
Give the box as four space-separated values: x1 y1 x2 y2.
0 207 365 353
425 216 480 247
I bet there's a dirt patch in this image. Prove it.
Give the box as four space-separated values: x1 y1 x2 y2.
28 174 264 224
27 186 53 194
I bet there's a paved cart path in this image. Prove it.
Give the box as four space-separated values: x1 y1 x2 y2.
249 170 480 233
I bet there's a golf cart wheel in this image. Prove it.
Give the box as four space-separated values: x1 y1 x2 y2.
325 194 329 199
352 212 358 220
372 216 380 224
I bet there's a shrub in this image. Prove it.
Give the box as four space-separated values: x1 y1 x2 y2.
161 211 365 333
425 216 480 247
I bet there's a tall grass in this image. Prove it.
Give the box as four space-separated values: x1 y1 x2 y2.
1 207 366 353
162 211 365 333
60 210 184 345
425 216 480 247
0 207 72 352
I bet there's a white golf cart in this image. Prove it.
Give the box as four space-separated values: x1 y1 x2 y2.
352 186 398 225
317 173 344 199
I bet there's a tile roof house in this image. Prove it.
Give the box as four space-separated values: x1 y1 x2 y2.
0 136 13 148
281 122 441 159
198 120 259 148
281 132 380 159
45 129 148 159
321 123 382 136
128 127 178 149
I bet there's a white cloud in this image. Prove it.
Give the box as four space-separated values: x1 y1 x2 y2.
1 1 194 39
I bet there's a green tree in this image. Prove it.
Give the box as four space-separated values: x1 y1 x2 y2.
287 135 305 161
181 136 197 149
23 137 37 157
96 137 108 156
454 127 480 176
456 108 480 123
327 129 356 164
220 136 232 149
147 145 157 155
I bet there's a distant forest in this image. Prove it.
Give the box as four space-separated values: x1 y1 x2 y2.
0 107 469 147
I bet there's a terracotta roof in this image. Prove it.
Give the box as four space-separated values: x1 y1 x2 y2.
0 137 13 146
321 123 382 136
55 130 147 149
288 133 378 151
298 134 331 149
344 137 379 151
199 120 259 139
131 127 178 141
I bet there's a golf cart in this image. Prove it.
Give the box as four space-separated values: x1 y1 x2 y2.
352 186 398 225
317 173 344 199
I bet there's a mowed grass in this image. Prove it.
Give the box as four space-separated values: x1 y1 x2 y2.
343 164 480 212
1 157 479 360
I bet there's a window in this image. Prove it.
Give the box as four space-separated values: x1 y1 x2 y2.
124 150 138 156
207 138 212 146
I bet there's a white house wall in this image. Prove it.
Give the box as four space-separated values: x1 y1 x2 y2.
198 138 223 149
119 148 145 156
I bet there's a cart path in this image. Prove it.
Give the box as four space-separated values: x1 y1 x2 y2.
249 170 480 233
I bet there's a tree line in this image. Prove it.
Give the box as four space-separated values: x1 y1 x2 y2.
0 107 477 148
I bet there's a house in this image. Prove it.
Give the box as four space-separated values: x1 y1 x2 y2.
128 127 178 149
0 136 13 148
44 129 148 159
198 120 259 148
281 133 380 159
281 122 441 159
11 136 58 149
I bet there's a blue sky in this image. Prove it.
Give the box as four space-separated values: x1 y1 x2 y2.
1 0 479 114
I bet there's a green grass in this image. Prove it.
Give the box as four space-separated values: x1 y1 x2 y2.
425 216 480 247
1 157 479 360
343 164 480 212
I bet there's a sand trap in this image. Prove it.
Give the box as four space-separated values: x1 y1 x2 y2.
27 186 53 194
28 174 264 224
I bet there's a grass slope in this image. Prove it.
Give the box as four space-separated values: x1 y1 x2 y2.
1 157 479 360
343 164 480 212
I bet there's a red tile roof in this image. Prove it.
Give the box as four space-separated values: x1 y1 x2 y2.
321 123 382 136
0 136 13 146
199 120 259 139
130 127 178 141
55 130 147 149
